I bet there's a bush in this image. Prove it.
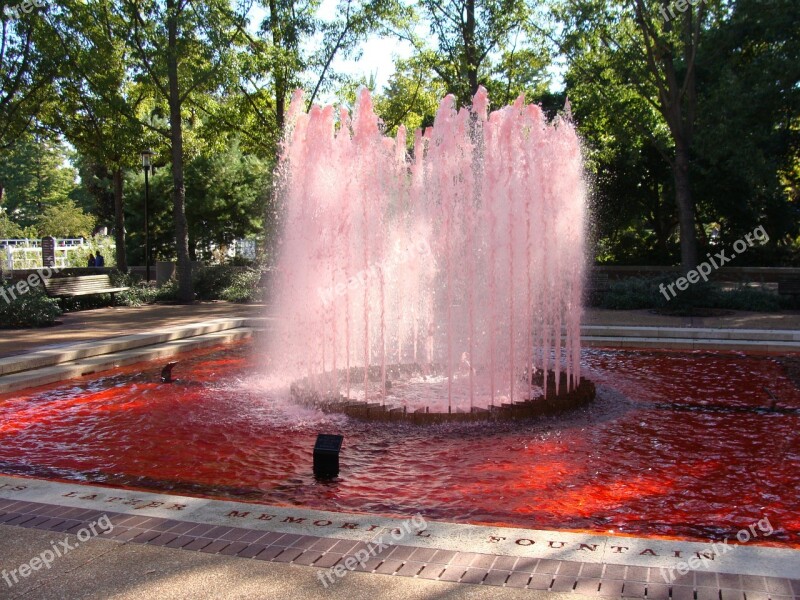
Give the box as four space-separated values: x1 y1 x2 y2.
712 286 783 312
220 269 263 303
109 272 158 307
192 265 261 302
599 277 669 310
192 265 240 301
0 287 62 328
598 276 786 313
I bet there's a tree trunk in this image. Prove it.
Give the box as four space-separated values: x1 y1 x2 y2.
167 0 193 303
673 138 697 272
113 168 127 272
270 0 285 131
464 0 479 101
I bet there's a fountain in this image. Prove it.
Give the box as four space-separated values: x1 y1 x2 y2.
269 87 594 421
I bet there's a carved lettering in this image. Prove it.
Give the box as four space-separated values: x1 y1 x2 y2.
282 516 307 524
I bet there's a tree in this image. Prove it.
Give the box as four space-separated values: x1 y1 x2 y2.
407 0 537 106
0 135 79 228
0 10 56 152
118 0 249 301
373 57 446 137
692 0 800 259
184 142 269 258
557 0 719 271
36 199 95 238
39 0 150 272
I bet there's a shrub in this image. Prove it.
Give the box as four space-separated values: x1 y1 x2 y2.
192 265 240 301
599 277 669 310
598 276 786 313
110 272 160 307
712 286 783 312
220 269 263 303
0 287 62 328
192 265 262 302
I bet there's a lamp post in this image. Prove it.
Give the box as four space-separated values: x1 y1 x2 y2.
141 149 153 282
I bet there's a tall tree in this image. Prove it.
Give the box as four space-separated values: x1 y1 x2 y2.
118 0 248 301
40 0 149 272
558 0 720 271
407 0 535 106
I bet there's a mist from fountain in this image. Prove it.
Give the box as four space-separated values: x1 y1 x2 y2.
267 87 587 413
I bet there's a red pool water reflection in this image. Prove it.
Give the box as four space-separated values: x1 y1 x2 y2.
0 341 798 547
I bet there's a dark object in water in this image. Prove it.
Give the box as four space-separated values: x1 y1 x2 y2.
313 434 343 478
161 361 179 383
765 388 779 411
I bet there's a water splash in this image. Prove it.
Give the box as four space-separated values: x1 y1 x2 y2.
268 87 587 411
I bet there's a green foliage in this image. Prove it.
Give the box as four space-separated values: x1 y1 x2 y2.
36 200 96 238
0 287 62 328
192 265 261 302
598 277 670 310
185 143 270 257
0 136 82 230
220 269 263 303
598 277 786 313
0 211 25 238
374 57 446 138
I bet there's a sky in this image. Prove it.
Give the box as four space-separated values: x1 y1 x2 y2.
247 0 415 103
246 0 565 106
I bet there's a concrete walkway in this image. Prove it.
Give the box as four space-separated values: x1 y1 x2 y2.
0 524 584 600
2 302 798 359
1 477 797 600
0 302 266 359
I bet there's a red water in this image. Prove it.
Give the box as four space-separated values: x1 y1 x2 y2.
0 341 798 547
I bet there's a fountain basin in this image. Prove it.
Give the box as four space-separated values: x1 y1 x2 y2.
289 365 595 423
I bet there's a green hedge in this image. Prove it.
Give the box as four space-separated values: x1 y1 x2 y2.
192 266 263 303
0 287 62 328
597 276 789 313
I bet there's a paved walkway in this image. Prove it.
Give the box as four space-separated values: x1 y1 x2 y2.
0 302 265 358
2 302 798 359
1 477 797 600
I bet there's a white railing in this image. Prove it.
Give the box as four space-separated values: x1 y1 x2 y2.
0 238 88 271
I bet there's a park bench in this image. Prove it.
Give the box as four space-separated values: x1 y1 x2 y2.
42 274 129 302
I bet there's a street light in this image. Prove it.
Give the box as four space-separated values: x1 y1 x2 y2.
141 149 154 282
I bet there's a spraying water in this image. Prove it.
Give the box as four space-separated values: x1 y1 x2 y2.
268 87 587 413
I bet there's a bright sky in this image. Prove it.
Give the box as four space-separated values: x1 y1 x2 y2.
247 0 415 102
247 1 565 106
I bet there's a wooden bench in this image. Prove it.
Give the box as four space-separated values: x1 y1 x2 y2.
42 274 129 302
